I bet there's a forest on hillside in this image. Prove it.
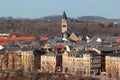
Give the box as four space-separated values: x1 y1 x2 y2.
0 18 120 37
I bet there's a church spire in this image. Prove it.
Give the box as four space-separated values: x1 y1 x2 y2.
62 11 67 20
61 11 68 33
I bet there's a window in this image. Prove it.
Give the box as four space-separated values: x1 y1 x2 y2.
46 61 49 64
65 67 68 72
42 66 44 69
53 62 55 64
42 61 45 64
87 60 89 62
63 25 66 27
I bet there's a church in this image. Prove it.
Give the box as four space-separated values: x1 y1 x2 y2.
61 11 82 42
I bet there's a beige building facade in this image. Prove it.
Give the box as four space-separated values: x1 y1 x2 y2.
62 50 101 76
41 52 62 73
105 55 119 78
62 51 83 74
0 48 35 72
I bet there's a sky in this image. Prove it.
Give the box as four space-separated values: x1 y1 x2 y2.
0 0 120 19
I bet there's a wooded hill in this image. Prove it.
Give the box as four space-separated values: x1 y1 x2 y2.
0 18 120 37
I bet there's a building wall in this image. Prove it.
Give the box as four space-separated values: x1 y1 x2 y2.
0 50 35 71
83 54 91 76
105 55 119 78
62 51 101 75
0 50 21 70
90 57 101 75
41 55 56 73
20 50 34 72
62 51 83 74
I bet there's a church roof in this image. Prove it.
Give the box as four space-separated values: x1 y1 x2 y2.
62 11 67 20
62 32 82 37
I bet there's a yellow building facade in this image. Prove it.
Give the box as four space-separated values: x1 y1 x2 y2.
41 52 62 73
0 49 34 72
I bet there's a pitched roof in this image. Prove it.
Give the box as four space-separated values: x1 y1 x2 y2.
7 36 34 41
57 45 66 49
96 47 116 51
107 53 120 57
0 42 7 45
0 37 7 42
62 32 82 38
116 38 120 43
40 37 48 41
42 52 61 56
76 50 100 57
4 45 21 51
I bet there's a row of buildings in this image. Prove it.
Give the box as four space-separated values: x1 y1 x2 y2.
0 12 120 79
0 42 120 78
40 45 120 77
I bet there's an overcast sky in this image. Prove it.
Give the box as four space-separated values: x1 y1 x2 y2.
0 0 119 18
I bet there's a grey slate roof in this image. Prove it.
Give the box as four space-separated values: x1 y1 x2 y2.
76 50 100 57
4 45 21 51
42 52 62 56
96 47 116 51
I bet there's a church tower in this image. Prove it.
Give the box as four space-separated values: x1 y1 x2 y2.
61 11 68 33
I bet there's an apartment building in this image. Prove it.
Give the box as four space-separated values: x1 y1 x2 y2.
0 45 35 72
62 51 83 74
20 49 34 72
105 53 120 78
62 50 101 76
41 52 62 73
0 45 21 70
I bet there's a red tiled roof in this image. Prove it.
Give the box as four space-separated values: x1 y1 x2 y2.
0 37 7 42
40 37 48 41
7 36 35 41
116 38 120 43
57 45 66 49
0 35 48 44
0 42 7 45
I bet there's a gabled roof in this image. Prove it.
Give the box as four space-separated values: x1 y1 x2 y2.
62 32 82 38
62 11 67 20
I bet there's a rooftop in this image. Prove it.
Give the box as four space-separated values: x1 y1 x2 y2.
96 47 116 51
42 52 62 56
76 50 100 57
